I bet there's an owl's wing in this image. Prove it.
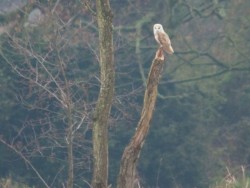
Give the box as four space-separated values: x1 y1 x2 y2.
158 31 174 54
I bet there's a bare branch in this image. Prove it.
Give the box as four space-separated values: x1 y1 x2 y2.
0 138 50 188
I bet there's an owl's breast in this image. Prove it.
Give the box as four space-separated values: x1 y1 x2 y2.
154 32 161 45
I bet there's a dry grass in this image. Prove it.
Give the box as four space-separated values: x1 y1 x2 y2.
0 177 30 188
211 166 250 188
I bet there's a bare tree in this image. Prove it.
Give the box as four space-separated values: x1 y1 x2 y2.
91 0 115 188
0 2 95 187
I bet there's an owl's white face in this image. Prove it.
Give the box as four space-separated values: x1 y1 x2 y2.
153 24 164 33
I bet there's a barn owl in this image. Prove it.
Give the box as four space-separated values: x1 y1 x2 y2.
153 24 174 54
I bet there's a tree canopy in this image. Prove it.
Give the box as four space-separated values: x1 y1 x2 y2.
0 0 250 187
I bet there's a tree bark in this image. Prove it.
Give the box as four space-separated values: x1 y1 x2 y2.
92 1 114 188
117 49 165 188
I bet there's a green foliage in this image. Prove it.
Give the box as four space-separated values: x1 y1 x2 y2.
0 0 249 187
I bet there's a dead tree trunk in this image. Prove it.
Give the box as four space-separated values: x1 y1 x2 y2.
117 49 165 188
92 0 114 188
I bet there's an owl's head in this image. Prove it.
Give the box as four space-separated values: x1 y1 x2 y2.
153 24 163 32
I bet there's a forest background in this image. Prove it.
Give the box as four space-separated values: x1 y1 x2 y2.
0 0 250 187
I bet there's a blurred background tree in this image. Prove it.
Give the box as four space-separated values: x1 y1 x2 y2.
0 0 249 187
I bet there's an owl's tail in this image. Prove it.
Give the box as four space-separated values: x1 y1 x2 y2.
163 45 174 55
